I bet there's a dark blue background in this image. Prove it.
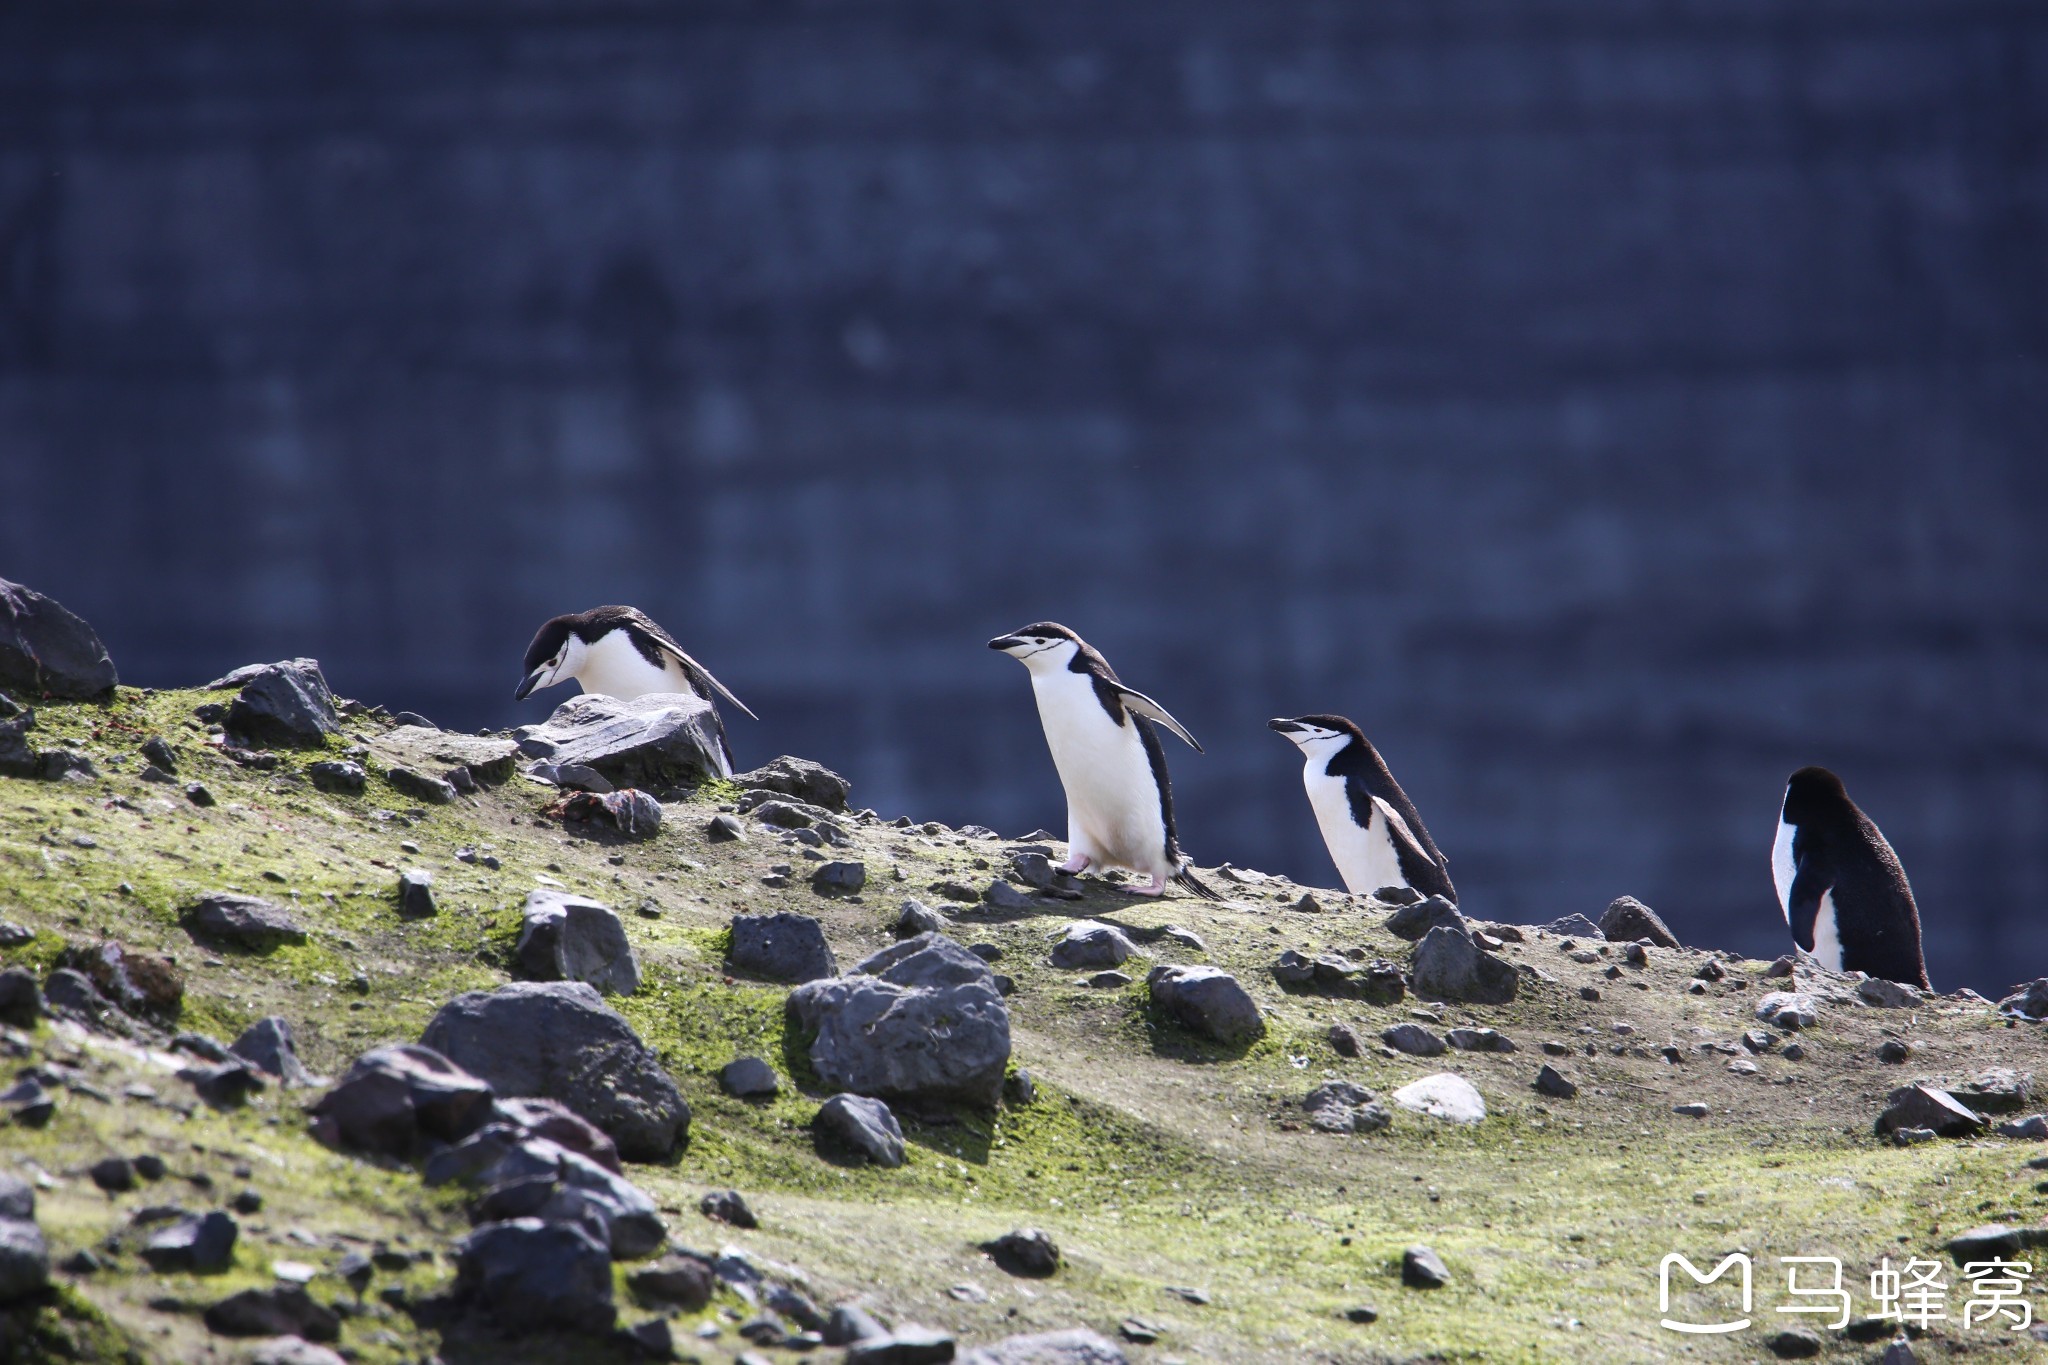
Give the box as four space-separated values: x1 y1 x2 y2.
4 1 2044 992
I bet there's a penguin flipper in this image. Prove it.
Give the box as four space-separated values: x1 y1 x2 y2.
1374 797 1456 902
1783 864 1831 955
1173 865 1221 901
1111 684 1203 752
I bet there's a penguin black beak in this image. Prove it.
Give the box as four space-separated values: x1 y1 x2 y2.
513 667 548 701
987 635 1026 653
1267 718 1304 735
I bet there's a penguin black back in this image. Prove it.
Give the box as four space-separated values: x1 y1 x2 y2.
1775 766 1929 989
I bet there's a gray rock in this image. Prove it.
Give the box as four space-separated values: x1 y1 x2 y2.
551 788 663 838
525 761 613 792
982 1227 1060 1277
1390 1073 1486 1124
203 1285 341 1341
1858 977 1923 1008
1533 1064 1578 1098
180 1056 264 1108
1754 991 1819 1030
816 1093 905 1167
1147 965 1264 1045
183 892 307 950
140 1210 238 1272
699 1188 756 1229
387 766 457 804
1385 896 1465 942
371 725 519 789
729 912 838 984
422 982 690 1160
0 579 117 700
88 1156 134 1192
1410 926 1518 1006
627 1255 714 1311
453 1217 616 1333
0 922 31 948
230 1016 318 1088
1051 921 1138 969
733 755 852 812
43 968 112 1022
1947 1223 2021 1260
1955 1067 2034 1115
824 1303 891 1345
1763 1327 1823 1359
983 880 1031 910
788 934 1011 1106
487 1097 622 1172
812 860 867 894
1327 1024 1362 1057
1401 1245 1449 1288
1542 914 1604 938
247 1341 346 1365
1673 1102 1710 1117
746 796 830 828
958 1329 1127 1365
0 1219 50 1304
308 1043 494 1156
1008 852 1060 890
0 968 41 1028
396 868 437 919
513 691 728 790
1999 979 2048 1021
1446 1027 1516 1053
1381 1023 1446 1057
0 1077 54 1127
308 760 366 794
1303 1081 1390 1134
1599 896 1679 949
0 1176 31 1223
895 900 947 938
208 658 339 748
1004 1071 1036 1106
847 1326 960 1364
465 1135 667 1258
1875 1084 1985 1138
1996 1115 2048 1139
515 890 641 995
1876 1039 1911 1064
1272 949 1402 1001
719 1057 780 1098
1085 970 1132 988
706 812 745 842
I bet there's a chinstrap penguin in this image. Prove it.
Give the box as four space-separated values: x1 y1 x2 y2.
1268 715 1455 903
515 605 755 775
988 622 1217 898
1772 765 1929 989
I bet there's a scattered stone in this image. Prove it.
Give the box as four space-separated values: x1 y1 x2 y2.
0 1219 50 1304
207 658 340 748
1390 1074 1485 1124
1 1077 55 1126
1381 1023 1446 1057
983 1228 1059 1277
182 1058 267 1109
1003 1071 1036 1106
141 1210 238 1272
547 788 663 838
307 760 367 795
895 901 947 938
309 1044 494 1156
847 1325 958 1364
1052 921 1138 969
183 893 307 951
1875 1085 1985 1139
1764 955 1796 977
483 1096 622 1173
1385 896 1464 942
1121 1317 1164 1341
0 1176 30 1222
824 1304 890 1345
1695 959 1727 982
1763 1327 1823 1358
1947 1223 2021 1260
1533 1064 1578 1099
1542 914 1603 938
1956 1068 2033 1115
699 1189 757 1229
1780 1042 1806 1061
812 861 867 894
1447 1027 1516 1053
1147 965 1264 1045
1341 1306 1378 1324
89 1156 135 1193
1599 896 1679 948
0 922 31 948
0 969 41 1028
729 912 838 984
982 880 1031 910
733 755 852 812
1303 1081 1390 1134
203 1286 341 1341
379 870 439 926
1410 926 1518 1006
231 1016 319 1088
1876 1039 1911 1065
184 781 216 807
422 982 691 1160
1327 1024 1362 1057
1998 979 2048 1021
788 934 1011 1106
453 1217 616 1333
1858 978 1923 1008
1293 892 1323 914
514 692 730 790
720 1057 780 1098
706 812 746 842
1086 970 1131 988
1673 1102 1710 1117
1997 1115 2048 1140
1754 992 1819 1031
1401 1245 1449 1288
957 1328 1124 1364
42 968 112 1024
815 1093 905 1168
515 890 641 995
63 941 183 1016
627 1255 714 1311
0 579 118 699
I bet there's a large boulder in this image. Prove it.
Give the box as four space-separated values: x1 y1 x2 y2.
729 912 838 984
1390 1073 1487 1125
814 1094 905 1168
1600 896 1681 949
452 1217 616 1334
1147 965 1264 1045
513 692 727 789
182 893 307 951
0 579 117 700
733 755 852 812
514 890 641 995
787 934 1011 1107
1409 926 1518 1006
308 1044 495 1157
208 659 341 748
422 982 689 1160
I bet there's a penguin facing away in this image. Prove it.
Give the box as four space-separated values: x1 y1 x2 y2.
1268 715 1456 903
988 622 1217 898
1772 765 1929 989
515 605 755 775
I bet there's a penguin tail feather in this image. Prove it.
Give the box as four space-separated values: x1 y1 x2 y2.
1174 865 1221 901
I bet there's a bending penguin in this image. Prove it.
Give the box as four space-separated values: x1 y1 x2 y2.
514 605 755 776
988 622 1217 898
1772 766 1929 988
1268 715 1455 903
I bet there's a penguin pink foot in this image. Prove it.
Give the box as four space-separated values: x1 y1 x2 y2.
1059 854 1091 875
1124 874 1167 896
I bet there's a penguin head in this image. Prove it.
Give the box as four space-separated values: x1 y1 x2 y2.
515 615 593 700
988 622 1083 674
1781 765 1850 826
1268 714 1363 763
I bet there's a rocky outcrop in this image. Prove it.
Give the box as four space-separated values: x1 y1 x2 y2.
0 578 117 701
208 658 341 748
513 692 728 788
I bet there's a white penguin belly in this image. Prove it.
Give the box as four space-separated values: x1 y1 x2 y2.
1032 672 1168 877
1772 817 1797 921
1304 768 1404 895
1811 889 1844 971
577 634 689 702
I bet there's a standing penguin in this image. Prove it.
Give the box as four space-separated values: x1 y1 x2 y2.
1772 766 1929 988
988 622 1216 898
514 605 755 775
1268 715 1455 903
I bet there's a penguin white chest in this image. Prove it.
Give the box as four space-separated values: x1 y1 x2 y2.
1030 670 1167 875
1771 817 1797 921
577 632 689 701
1303 767 1404 895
